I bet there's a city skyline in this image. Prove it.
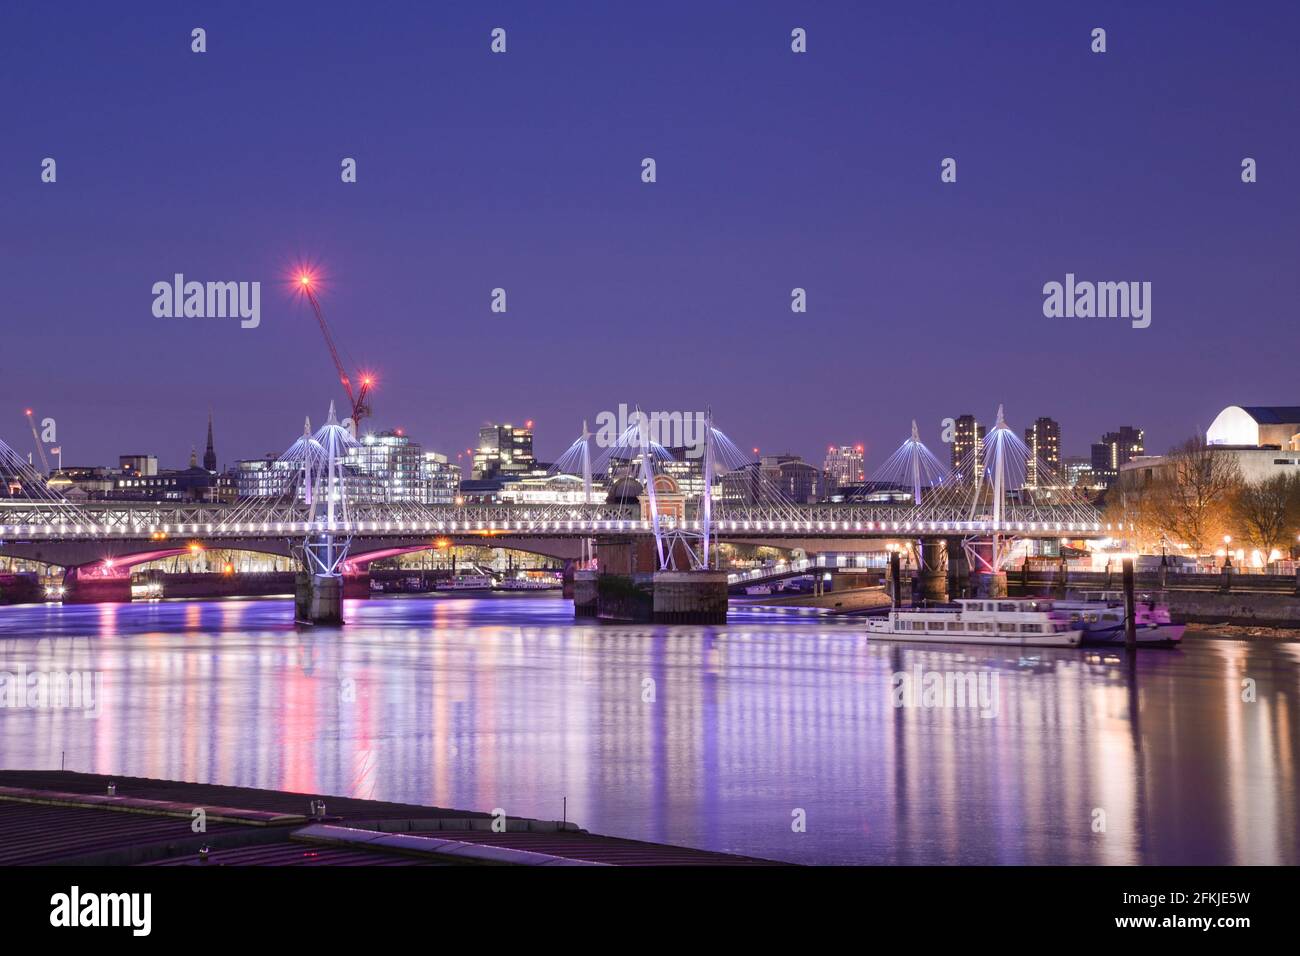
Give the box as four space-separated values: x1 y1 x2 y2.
2 1 1298 900
25 401 1148 482
4 2 1298 471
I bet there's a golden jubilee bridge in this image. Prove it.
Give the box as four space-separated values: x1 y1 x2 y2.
1 405 1104 615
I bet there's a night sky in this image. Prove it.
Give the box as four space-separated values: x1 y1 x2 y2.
3 1 1297 472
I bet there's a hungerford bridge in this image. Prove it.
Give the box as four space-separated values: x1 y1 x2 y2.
1 405 1105 620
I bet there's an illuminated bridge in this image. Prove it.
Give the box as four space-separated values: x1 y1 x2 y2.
1 404 1106 615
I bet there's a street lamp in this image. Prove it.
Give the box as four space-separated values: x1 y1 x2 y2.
1223 535 1233 569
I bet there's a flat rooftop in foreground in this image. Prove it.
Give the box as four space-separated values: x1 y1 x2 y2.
0 770 779 867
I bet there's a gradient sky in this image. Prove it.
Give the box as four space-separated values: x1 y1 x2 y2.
3 1 1297 474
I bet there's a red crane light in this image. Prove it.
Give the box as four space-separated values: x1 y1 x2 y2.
294 269 373 430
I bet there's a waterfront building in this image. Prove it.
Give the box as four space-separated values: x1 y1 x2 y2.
1091 426 1144 485
722 454 821 504
822 444 865 493
235 431 458 505
1023 417 1060 488
111 462 235 503
119 454 158 477
423 451 461 505
1059 456 1102 492
951 415 984 477
46 466 116 500
1123 405 1300 486
235 456 297 499
350 430 428 503
472 422 536 480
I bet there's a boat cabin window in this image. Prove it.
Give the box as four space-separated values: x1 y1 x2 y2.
998 602 1016 612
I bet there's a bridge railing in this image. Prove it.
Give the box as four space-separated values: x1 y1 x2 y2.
0 499 1106 540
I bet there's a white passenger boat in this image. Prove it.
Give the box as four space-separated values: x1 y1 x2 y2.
495 577 561 591
1053 592 1185 646
866 598 1083 647
443 574 494 591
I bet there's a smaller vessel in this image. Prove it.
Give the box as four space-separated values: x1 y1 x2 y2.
443 574 493 591
495 576 561 591
1054 592 1184 646
745 584 774 596
866 598 1083 647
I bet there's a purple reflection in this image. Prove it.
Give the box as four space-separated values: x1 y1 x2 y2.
0 596 1296 864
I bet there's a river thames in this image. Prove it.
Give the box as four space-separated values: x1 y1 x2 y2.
0 594 1296 865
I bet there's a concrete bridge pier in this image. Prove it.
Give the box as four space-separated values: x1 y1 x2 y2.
917 538 948 603
967 538 1007 598
652 571 729 624
945 536 970 598
580 536 728 623
561 559 576 600
295 572 343 625
573 569 598 617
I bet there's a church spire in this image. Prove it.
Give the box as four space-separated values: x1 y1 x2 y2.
203 408 217 472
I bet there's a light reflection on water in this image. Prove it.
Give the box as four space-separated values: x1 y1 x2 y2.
0 595 1296 865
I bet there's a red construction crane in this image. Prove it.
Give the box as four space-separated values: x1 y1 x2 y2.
296 273 373 432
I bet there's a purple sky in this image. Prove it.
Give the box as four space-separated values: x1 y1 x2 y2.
3 1 1297 474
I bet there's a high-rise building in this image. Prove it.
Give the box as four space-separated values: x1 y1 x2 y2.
951 415 985 476
351 430 428 503
423 451 461 505
1023 417 1060 488
763 454 821 504
718 454 820 505
235 456 296 499
1090 426 1144 485
1059 456 1101 491
822 444 865 492
236 431 460 505
472 422 536 480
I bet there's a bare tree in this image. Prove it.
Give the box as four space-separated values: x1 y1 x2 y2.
1231 471 1300 555
1148 435 1243 555
1104 470 1164 550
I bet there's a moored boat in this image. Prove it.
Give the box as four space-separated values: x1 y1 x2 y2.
1054 591 1184 646
866 598 1083 647
443 574 494 591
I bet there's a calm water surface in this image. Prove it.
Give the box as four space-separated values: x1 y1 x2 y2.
0 594 1296 865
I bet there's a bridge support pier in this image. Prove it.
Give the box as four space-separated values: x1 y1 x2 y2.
562 559 576 600
945 536 969 599
917 538 948 603
967 538 1007 598
573 569 598 617
652 571 728 624
296 572 343 625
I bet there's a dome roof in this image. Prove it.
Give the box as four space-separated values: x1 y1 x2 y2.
606 476 643 503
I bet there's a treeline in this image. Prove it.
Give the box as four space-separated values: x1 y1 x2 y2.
1105 436 1300 556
